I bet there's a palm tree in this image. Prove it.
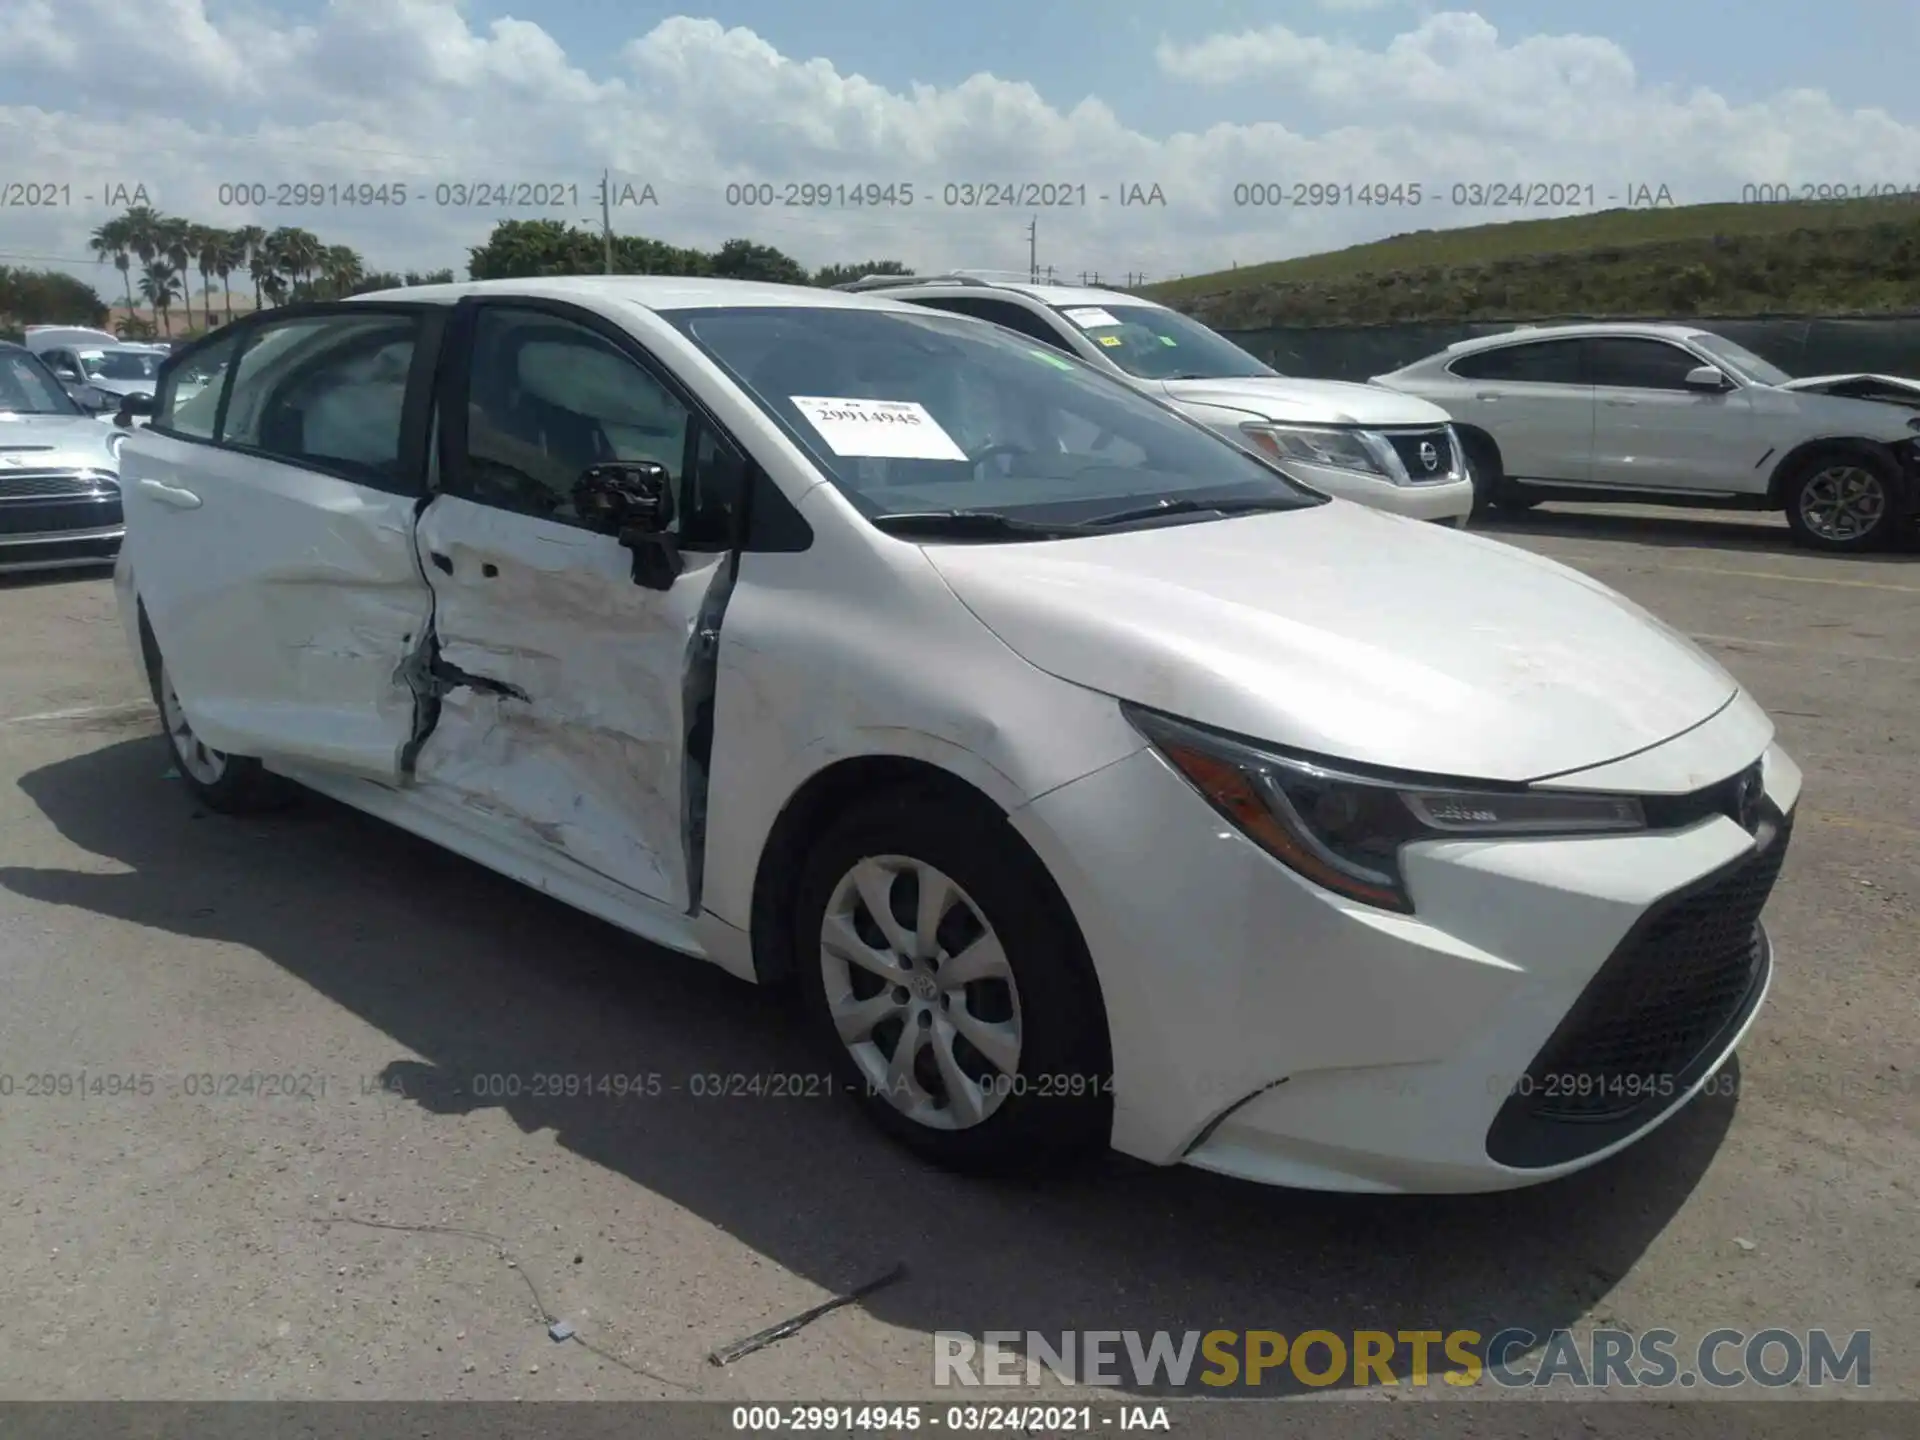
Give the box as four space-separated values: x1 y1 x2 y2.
213 229 248 322
157 217 194 331
89 217 135 316
233 225 268 309
320 244 364 298
267 227 324 298
193 225 225 330
139 262 182 336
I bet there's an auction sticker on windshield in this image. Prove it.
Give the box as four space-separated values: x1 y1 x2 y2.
1062 307 1121 329
791 396 967 460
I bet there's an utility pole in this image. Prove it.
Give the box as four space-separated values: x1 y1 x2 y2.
601 168 614 274
1027 216 1038 283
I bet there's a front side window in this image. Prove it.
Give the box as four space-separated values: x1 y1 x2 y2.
0 350 82 415
157 329 247 439
454 306 738 544
220 313 419 478
1050 303 1275 381
1584 338 1708 392
666 304 1319 526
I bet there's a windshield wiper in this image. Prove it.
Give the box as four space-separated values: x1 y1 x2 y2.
1082 496 1305 528
870 510 1097 539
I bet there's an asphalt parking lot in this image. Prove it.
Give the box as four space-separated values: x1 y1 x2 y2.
0 505 1915 1407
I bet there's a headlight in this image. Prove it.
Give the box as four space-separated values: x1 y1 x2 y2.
1240 424 1391 479
1125 705 1646 913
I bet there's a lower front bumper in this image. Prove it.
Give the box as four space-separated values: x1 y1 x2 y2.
0 523 124 573
1011 726 1801 1193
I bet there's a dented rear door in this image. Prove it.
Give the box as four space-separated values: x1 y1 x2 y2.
407 297 743 912
122 302 442 779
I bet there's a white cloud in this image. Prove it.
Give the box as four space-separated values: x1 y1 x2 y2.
2 3 1918 299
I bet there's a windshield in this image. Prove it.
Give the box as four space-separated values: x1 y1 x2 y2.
0 351 82 416
80 349 162 381
1688 334 1792 387
666 305 1319 528
1051 303 1277 381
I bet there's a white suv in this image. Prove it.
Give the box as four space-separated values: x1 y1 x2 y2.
1373 322 1920 552
846 274 1474 526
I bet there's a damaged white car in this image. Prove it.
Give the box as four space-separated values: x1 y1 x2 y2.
116 278 1799 1193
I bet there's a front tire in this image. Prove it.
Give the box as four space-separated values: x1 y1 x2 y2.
1782 449 1902 552
793 785 1112 1175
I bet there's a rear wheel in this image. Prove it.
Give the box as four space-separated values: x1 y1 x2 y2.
140 616 295 814
793 786 1111 1175
1782 449 1901 552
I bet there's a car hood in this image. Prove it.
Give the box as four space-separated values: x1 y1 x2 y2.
0 411 122 470
1160 376 1453 427
1774 373 1920 405
924 502 1738 783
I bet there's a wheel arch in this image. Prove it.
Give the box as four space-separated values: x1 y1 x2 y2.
746 753 1110 1071
1764 435 1908 508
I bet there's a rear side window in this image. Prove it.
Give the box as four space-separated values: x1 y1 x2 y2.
1448 340 1587 383
220 313 421 480
155 329 246 439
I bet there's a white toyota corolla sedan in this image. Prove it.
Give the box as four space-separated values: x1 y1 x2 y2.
114 276 1800 1194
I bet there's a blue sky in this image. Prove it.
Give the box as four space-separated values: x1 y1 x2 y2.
463 0 1914 131
2 1 1916 287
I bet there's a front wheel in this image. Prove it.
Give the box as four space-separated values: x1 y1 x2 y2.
793 787 1112 1175
1782 450 1902 552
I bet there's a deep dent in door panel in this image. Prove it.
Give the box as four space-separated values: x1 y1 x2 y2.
399 498 722 910
680 549 737 914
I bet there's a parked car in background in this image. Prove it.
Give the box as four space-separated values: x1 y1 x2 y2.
0 341 124 573
1373 322 1920 551
843 273 1474 526
23 325 122 352
115 277 1797 1194
34 343 164 415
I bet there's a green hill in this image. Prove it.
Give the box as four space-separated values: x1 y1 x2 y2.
1137 198 1920 329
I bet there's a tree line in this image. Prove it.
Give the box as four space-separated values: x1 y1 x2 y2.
1 207 915 340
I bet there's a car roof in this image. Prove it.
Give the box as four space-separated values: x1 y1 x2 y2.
1440 321 1716 356
854 277 1152 309
350 274 935 315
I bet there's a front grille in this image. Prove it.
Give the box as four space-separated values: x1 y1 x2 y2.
1485 809 1791 1168
1382 429 1456 482
0 470 115 499
0 495 122 536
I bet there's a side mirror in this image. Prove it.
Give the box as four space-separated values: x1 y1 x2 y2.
572 462 682 590
114 392 158 429
1684 365 1731 392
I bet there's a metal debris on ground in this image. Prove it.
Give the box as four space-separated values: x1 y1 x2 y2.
708 1262 908 1366
548 1320 575 1342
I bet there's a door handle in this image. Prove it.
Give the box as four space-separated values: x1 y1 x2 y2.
137 478 201 509
1474 391 1501 401
1603 398 1639 407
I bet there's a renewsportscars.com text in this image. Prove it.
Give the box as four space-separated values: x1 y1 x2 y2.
933 1327 1871 1390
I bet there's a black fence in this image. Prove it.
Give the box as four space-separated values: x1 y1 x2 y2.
1214 316 1920 382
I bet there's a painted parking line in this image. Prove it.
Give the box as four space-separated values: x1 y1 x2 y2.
0 701 153 725
1689 633 1919 665
1540 551 1920 594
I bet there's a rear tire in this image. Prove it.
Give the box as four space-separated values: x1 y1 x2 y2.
792 784 1112 1176
1781 448 1903 552
139 615 296 814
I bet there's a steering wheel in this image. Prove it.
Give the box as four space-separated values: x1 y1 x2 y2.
966 442 1026 470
